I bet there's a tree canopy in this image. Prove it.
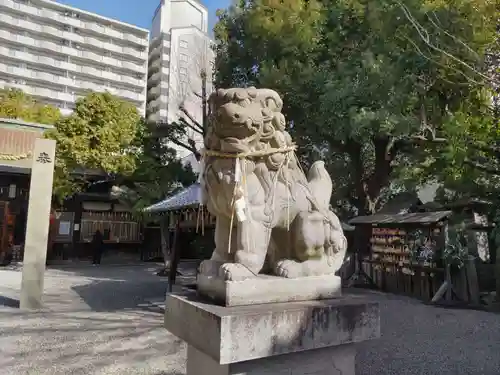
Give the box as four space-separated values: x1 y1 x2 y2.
0 88 61 124
45 92 142 200
213 0 498 215
45 91 196 208
116 118 197 213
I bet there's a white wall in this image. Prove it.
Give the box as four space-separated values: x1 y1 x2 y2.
170 0 208 32
151 0 171 39
147 0 211 162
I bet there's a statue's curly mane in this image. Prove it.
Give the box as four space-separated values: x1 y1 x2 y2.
205 87 306 189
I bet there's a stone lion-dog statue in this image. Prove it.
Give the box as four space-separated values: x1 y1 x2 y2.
198 87 347 281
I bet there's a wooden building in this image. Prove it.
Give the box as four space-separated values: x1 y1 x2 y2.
348 210 481 306
0 117 143 263
143 183 215 261
56 178 142 260
0 117 53 261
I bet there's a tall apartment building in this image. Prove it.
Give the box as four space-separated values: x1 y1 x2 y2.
147 0 214 163
0 0 149 115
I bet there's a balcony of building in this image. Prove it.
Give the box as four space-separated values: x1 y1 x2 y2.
148 58 162 73
0 78 76 104
1 0 148 46
146 108 168 123
0 29 136 75
123 32 149 47
0 62 69 88
0 45 146 91
148 44 163 60
148 70 163 85
147 81 168 98
147 85 161 98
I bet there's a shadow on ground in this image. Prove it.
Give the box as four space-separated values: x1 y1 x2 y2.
0 264 193 375
1 262 500 375
0 307 185 375
47 261 198 280
65 263 196 313
0 295 19 308
72 278 168 312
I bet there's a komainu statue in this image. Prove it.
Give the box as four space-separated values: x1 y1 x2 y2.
199 87 347 281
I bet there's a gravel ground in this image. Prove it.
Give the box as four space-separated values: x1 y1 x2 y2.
0 263 498 375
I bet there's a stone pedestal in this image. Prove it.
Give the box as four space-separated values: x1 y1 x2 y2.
165 291 380 375
197 273 342 307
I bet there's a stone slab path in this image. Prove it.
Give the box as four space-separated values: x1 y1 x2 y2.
0 264 498 375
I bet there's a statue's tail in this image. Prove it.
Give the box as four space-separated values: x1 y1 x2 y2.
307 161 332 211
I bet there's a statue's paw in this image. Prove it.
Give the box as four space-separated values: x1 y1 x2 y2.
199 260 223 277
274 259 303 278
218 263 256 281
308 258 335 276
330 232 348 253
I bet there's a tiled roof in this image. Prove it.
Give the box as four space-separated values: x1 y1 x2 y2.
349 210 453 225
144 183 201 213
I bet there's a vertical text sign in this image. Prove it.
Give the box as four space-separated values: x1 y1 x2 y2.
20 138 56 310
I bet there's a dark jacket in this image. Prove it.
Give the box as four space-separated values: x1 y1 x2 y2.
92 230 104 250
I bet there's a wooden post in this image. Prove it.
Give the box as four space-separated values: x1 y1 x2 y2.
444 263 453 301
168 216 181 293
465 256 480 305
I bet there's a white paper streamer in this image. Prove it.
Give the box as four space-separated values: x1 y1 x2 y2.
234 158 241 183
235 197 247 222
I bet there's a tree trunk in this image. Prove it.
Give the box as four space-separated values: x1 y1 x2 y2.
348 137 393 216
348 141 370 215
364 137 393 212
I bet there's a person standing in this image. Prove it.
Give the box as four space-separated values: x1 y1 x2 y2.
91 229 104 265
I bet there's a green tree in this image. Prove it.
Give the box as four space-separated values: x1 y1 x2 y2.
115 118 197 213
45 92 141 200
214 0 497 215
111 119 197 270
0 88 61 124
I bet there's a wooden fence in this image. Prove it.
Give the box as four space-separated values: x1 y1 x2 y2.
80 211 140 243
361 258 445 300
342 253 476 303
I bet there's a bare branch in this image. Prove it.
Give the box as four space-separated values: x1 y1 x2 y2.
396 0 497 85
464 159 500 175
428 12 480 60
179 106 204 133
397 31 484 86
170 137 197 155
476 144 500 157
178 117 203 135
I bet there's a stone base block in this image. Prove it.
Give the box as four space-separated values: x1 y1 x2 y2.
187 343 355 375
165 291 380 374
197 274 342 306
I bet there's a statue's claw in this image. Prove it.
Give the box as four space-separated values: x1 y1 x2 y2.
219 263 256 281
199 260 223 277
275 259 304 278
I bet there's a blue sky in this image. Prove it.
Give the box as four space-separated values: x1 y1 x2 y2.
55 0 230 33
